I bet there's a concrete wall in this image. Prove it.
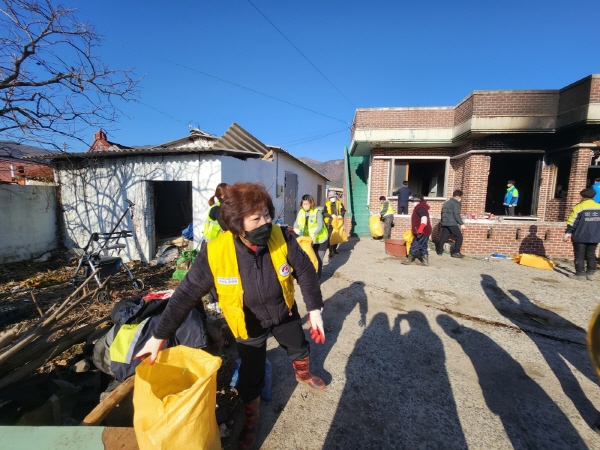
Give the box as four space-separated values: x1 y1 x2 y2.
0 185 58 263
221 152 328 222
57 153 327 263
57 154 219 263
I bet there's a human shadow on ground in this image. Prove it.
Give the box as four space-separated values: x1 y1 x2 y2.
320 237 359 284
481 274 599 427
518 225 546 256
323 311 467 449
438 314 586 449
253 278 369 448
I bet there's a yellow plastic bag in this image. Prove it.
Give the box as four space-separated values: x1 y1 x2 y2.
329 217 348 246
133 346 222 450
297 236 319 272
369 215 383 238
513 253 556 271
403 229 414 254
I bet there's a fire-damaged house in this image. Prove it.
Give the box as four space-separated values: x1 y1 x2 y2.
345 74 600 257
29 124 328 262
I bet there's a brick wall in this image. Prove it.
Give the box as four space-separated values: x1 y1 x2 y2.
472 91 559 117
558 77 593 114
566 148 594 209
353 108 454 130
461 154 490 216
454 95 474 126
592 76 600 104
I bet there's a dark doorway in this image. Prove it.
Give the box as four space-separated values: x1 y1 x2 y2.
152 181 192 241
485 153 542 216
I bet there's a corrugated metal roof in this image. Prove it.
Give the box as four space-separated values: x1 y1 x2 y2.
213 123 270 157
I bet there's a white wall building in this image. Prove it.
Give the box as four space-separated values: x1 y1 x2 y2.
39 124 328 262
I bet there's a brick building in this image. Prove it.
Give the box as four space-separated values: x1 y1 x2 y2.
345 74 600 257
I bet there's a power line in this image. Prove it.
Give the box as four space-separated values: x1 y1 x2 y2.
247 0 355 108
284 127 349 147
108 39 350 125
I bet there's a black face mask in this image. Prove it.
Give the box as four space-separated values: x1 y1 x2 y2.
243 222 272 246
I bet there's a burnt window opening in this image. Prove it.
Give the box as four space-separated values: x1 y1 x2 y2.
485 153 542 216
553 154 571 199
316 184 323 206
388 159 446 198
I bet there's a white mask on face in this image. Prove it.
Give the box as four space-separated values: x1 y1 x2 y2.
329 197 336 202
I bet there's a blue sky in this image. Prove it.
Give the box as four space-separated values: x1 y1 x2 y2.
63 0 600 161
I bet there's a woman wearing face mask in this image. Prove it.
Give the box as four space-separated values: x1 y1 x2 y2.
323 192 346 259
135 182 326 450
293 194 329 279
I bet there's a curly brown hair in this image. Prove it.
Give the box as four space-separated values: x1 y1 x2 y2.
220 182 275 235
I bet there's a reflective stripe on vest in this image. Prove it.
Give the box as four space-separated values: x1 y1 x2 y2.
381 201 394 216
109 317 151 364
203 199 222 241
296 208 329 243
206 226 294 339
325 200 343 225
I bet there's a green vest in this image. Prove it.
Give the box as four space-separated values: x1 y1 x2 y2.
380 201 394 216
203 199 222 241
296 208 329 244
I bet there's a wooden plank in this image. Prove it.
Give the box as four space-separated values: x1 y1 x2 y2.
81 376 135 426
102 427 139 450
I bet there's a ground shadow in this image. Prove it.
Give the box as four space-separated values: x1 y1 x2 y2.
251 259 368 448
438 314 586 449
481 274 599 427
518 225 546 256
320 237 359 284
323 311 467 449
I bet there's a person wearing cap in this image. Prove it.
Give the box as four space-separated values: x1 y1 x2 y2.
323 191 346 258
402 194 432 266
563 188 600 281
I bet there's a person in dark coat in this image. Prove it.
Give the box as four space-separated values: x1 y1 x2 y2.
134 182 327 450
402 194 432 266
437 190 466 258
393 181 411 215
563 188 600 281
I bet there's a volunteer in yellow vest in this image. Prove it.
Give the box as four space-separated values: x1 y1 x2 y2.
203 183 230 312
324 191 346 258
293 194 329 280
135 182 326 450
203 183 229 241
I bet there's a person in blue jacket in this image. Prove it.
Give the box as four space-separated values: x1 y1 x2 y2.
503 180 519 216
592 177 600 203
393 181 411 215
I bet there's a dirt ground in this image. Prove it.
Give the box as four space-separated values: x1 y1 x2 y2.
2 241 600 449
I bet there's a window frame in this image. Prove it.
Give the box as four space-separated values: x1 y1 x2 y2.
374 156 450 200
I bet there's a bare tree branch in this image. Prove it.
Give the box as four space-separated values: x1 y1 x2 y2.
0 0 139 149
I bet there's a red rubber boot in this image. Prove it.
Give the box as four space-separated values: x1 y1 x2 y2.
238 396 260 450
292 356 326 390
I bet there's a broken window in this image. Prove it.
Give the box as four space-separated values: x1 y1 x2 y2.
552 154 571 199
388 159 447 197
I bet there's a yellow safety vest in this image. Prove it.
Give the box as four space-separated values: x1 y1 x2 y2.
203 199 222 241
206 225 295 339
380 200 394 217
296 208 329 243
325 200 343 225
